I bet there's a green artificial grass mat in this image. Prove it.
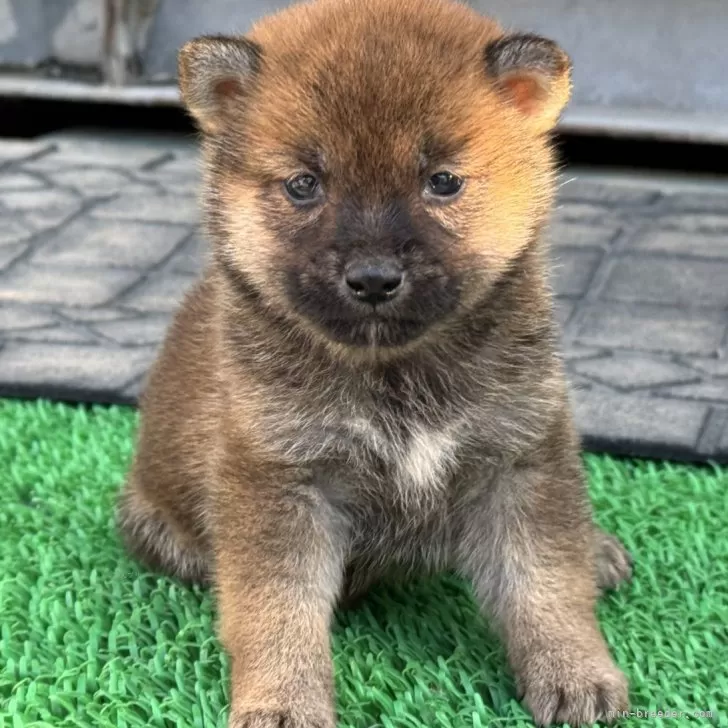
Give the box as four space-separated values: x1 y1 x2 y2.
1 399 726 728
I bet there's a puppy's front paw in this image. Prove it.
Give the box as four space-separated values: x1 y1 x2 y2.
230 710 333 728
595 530 633 592
518 654 628 726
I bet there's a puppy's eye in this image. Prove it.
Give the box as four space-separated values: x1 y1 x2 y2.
284 173 321 203
426 171 463 198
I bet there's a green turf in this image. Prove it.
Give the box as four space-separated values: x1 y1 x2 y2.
1 399 726 728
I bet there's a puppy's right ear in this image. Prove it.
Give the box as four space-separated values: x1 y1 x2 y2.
178 35 262 135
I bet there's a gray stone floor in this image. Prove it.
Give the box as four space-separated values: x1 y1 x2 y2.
1 130 727 462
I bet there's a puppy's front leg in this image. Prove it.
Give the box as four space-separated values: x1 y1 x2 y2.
212 463 346 728
455 459 629 727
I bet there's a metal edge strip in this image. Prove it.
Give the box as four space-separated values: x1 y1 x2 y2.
1 75 728 145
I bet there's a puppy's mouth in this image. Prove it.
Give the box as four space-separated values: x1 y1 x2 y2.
316 314 431 348
285 270 459 348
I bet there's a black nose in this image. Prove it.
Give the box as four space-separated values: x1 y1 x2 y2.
344 260 404 305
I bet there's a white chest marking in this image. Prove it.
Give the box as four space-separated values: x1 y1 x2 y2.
396 424 459 492
346 417 460 494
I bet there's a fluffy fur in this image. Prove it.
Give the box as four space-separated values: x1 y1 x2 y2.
118 1 632 726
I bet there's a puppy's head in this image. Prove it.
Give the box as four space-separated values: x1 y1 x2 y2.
179 0 571 353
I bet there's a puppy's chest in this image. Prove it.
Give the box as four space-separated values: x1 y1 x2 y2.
342 415 463 495
268 387 468 501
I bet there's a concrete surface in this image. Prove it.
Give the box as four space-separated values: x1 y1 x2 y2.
1 130 727 462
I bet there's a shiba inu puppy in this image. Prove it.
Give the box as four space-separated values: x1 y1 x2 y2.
118 0 632 725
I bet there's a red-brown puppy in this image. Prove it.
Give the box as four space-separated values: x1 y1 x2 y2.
118 0 632 725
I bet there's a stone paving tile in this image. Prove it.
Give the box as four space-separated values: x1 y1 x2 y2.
0 131 727 462
0 342 157 403
562 346 607 362
0 243 26 270
548 220 621 249
49 168 140 197
0 187 83 230
0 172 46 190
0 140 53 163
119 271 195 312
0 187 79 211
652 212 728 233
0 218 34 245
696 409 728 459
150 152 201 176
682 357 728 377
553 300 575 328
120 376 147 402
91 192 199 226
663 192 728 214
550 249 603 298
0 305 57 331
91 315 174 346
31 218 191 269
558 178 661 206
136 167 201 195
571 354 701 391
570 303 726 355
627 228 728 258
601 258 728 307
719 422 728 459
0 264 140 307
571 388 713 460
4 325 100 344
657 381 728 404
554 201 611 223
22 138 170 170
55 306 133 323
170 233 209 275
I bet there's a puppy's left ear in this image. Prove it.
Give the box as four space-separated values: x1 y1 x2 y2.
484 33 572 134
